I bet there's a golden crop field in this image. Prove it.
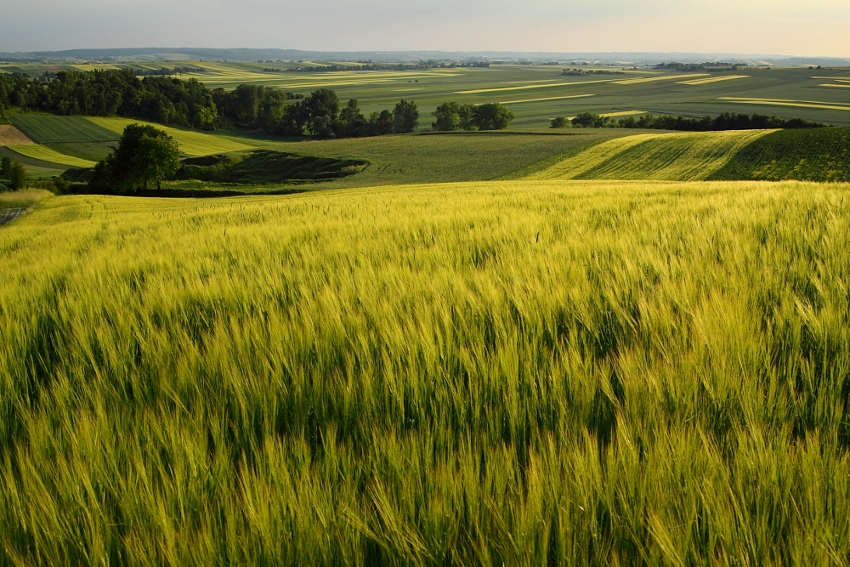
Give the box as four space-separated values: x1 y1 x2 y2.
678 75 750 85
2 179 850 565
6 144 97 168
85 117 254 156
501 93 595 105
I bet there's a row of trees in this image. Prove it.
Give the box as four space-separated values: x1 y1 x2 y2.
431 102 515 131
0 69 221 129
552 112 827 131
273 90 419 137
0 157 27 190
0 71 423 138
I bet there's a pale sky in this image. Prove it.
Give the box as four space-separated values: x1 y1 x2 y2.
1 0 849 57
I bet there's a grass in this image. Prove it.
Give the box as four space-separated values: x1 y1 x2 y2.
175 150 368 185
0 146 68 179
43 141 115 162
265 131 627 188
10 115 119 143
710 127 850 182
0 189 52 209
6 144 97 168
85 117 255 156
1 180 850 564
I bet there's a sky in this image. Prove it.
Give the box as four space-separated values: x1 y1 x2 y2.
1 0 849 57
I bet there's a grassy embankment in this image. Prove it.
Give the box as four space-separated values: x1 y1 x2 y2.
1 181 849 565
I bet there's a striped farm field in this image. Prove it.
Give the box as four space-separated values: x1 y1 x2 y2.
456 80 614 95
6 144 97 168
85 117 253 156
10 115 119 143
719 97 850 112
524 130 775 181
678 75 750 85
501 93 595 105
613 74 709 85
524 134 661 179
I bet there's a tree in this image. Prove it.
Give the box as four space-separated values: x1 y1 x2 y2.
9 159 27 190
92 123 180 192
432 102 460 131
303 88 340 134
0 156 11 178
338 99 367 137
473 103 514 130
392 100 419 133
458 104 478 131
368 110 394 136
550 116 571 128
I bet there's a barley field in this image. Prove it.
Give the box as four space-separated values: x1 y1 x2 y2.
2 180 850 565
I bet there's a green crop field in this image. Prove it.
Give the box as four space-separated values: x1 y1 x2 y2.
10 115 119 143
6 144 97 168
2 180 850 565
0 146 68 179
168 63 850 129
710 127 850 182
524 129 776 181
86 117 255 156
9 61 850 129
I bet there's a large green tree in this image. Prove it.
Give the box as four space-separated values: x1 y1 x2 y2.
392 100 419 133
432 102 460 131
92 124 180 192
9 159 27 190
473 103 515 130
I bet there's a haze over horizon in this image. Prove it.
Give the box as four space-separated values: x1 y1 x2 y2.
2 0 849 58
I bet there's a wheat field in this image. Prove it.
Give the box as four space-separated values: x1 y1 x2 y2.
1 180 849 565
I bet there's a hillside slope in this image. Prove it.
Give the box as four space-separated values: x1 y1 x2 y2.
524 130 775 181
709 127 850 182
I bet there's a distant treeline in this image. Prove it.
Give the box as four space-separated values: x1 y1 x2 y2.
0 69 421 138
0 69 228 129
654 62 740 71
561 69 625 76
261 88 420 137
288 60 489 72
135 67 208 77
552 112 828 131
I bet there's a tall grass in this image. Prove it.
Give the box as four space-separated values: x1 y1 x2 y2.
1 180 850 565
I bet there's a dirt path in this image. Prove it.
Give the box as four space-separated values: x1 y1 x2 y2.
0 208 25 226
